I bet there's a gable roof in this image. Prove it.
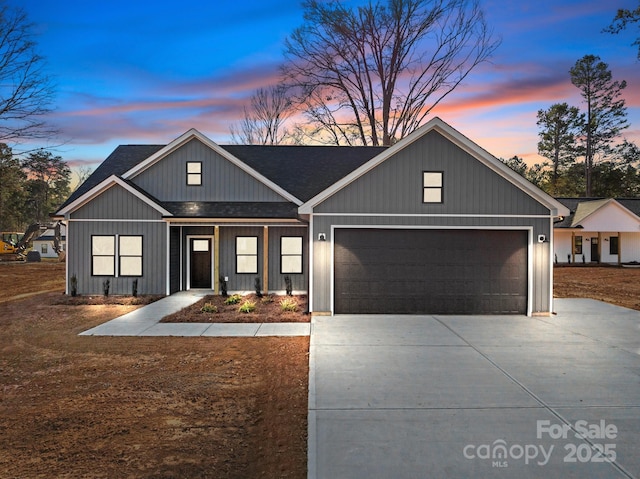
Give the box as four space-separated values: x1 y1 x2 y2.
298 117 570 216
555 197 640 229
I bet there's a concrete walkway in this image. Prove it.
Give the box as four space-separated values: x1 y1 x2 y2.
308 299 640 479
79 290 310 337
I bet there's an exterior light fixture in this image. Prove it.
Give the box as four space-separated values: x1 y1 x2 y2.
318 233 326 241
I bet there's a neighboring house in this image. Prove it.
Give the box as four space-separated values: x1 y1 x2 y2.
54 118 568 316
554 198 640 265
32 224 66 258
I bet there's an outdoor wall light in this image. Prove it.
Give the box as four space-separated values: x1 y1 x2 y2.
318 233 326 241
537 234 546 243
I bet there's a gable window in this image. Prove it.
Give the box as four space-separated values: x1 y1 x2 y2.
92 235 115 276
574 236 583 255
610 236 619 255
423 171 443 203
186 161 202 185
41 244 48 254
281 236 303 274
119 236 143 276
236 236 258 274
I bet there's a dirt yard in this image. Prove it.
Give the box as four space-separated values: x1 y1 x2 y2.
554 265 640 311
0 262 308 478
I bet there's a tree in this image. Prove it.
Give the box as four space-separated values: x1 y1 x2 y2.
603 4 640 59
22 150 70 223
283 0 500 146
230 85 295 145
536 103 583 195
0 3 56 145
0 143 26 230
570 55 629 196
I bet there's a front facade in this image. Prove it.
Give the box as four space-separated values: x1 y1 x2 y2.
55 118 568 315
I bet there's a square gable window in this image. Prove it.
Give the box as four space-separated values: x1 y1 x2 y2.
187 161 202 185
423 171 443 203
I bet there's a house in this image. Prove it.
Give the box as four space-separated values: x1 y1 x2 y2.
54 117 568 316
554 198 640 265
32 224 66 258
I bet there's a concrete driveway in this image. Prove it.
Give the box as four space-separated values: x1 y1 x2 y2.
308 298 640 479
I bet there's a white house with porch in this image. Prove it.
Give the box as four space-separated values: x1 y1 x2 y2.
554 198 640 265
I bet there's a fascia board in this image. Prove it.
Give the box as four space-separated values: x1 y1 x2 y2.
299 117 570 217
123 128 303 206
57 175 172 217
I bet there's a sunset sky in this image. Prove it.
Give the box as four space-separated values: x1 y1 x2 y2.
19 0 640 179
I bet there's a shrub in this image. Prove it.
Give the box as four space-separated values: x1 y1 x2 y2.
70 274 78 297
238 300 256 313
284 276 293 296
201 302 218 313
219 276 228 297
103 279 110 297
280 297 298 312
261 294 274 303
224 294 242 305
254 277 262 297
132 279 138 297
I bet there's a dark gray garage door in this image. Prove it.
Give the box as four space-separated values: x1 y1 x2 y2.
334 229 528 315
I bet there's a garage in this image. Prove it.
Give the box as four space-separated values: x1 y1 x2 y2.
334 228 528 315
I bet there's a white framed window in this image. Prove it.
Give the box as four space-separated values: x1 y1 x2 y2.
187 161 202 185
119 236 143 277
41 244 48 254
92 235 115 276
423 171 443 203
281 236 303 274
236 236 258 274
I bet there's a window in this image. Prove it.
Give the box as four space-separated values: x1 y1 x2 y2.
574 236 583 255
119 236 143 276
610 236 619 255
236 236 258 274
423 171 443 203
186 161 202 185
91 235 143 277
281 236 303 274
92 235 115 276
41 244 48 254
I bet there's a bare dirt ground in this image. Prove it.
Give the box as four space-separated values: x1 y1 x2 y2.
161 294 309 323
0 262 308 478
554 265 640 311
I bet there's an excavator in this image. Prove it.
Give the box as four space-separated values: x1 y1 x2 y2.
0 223 59 261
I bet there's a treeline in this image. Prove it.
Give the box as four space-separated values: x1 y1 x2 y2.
502 54 638 198
0 145 71 232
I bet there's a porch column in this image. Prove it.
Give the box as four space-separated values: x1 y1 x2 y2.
598 231 602 263
571 231 575 264
214 226 220 294
618 232 621 266
263 226 269 293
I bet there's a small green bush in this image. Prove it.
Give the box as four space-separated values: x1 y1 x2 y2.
201 302 218 313
224 294 242 305
238 300 256 313
280 297 298 312
261 294 274 303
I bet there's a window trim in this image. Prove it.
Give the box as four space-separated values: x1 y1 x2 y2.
609 236 619 256
280 236 303 274
91 234 143 277
186 161 202 186
236 236 258 274
574 235 583 255
422 171 443 204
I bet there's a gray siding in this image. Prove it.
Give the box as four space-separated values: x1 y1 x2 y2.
315 131 549 216
67 220 167 295
72 184 164 220
131 138 287 202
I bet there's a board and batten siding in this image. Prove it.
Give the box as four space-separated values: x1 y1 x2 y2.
315 131 549 216
131 138 288 202
68 183 167 295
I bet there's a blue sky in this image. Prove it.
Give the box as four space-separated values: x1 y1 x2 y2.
18 0 640 179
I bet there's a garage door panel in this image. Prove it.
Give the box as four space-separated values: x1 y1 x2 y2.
334 229 528 315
